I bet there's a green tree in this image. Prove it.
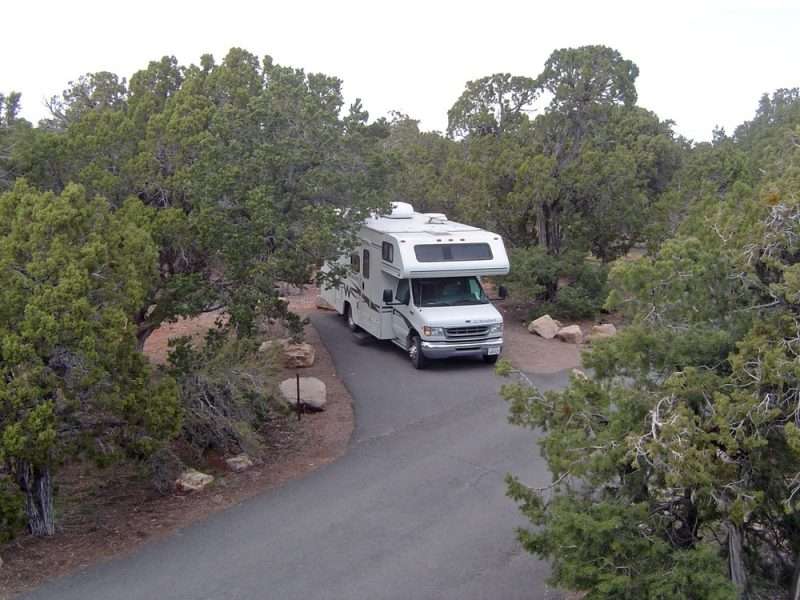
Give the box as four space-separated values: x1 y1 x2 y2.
447 73 539 139
10 49 389 348
503 90 800 599
0 181 180 535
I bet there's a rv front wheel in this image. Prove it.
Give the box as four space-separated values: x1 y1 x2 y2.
345 304 359 332
409 334 427 369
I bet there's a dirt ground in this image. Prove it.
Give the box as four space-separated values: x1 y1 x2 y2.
497 298 624 375
499 302 584 373
0 289 353 598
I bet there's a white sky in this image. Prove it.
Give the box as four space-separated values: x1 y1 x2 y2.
2 0 798 141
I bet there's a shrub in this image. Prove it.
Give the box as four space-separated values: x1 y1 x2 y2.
0 478 25 542
165 331 281 461
507 247 609 320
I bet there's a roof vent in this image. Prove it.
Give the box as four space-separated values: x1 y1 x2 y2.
424 213 447 224
386 202 414 219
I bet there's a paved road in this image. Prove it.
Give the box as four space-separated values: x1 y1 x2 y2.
26 313 570 600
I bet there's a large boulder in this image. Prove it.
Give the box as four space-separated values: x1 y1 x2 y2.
587 323 617 344
259 339 316 368
528 314 559 339
176 469 214 493
556 324 583 344
284 342 315 368
280 377 327 410
225 454 254 473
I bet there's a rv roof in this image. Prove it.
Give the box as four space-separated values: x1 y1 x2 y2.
364 210 480 235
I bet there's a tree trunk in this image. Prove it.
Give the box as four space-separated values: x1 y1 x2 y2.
15 460 55 537
725 521 748 600
136 323 158 353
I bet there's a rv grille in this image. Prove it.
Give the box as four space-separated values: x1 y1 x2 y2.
446 326 489 338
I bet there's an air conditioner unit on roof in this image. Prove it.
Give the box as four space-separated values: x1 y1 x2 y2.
386 202 414 219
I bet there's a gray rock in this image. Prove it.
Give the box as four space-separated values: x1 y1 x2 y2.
226 454 254 473
587 323 617 344
280 377 326 410
556 324 583 344
176 469 214 493
528 314 559 339
571 368 588 380
259 339 315 368
284 343 315 368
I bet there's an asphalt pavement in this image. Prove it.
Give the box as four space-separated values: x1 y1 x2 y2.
24 312 570 600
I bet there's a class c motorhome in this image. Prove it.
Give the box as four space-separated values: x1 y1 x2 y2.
321 202 510 368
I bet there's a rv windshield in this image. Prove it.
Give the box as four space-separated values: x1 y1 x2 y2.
411 277 489 308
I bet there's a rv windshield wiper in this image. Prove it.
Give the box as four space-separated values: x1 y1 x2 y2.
452 299 487 305
423 301 451 307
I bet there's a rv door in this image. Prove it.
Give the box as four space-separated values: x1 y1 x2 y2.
391 279 413 346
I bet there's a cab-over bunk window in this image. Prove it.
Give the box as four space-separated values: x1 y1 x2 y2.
414 243 493 262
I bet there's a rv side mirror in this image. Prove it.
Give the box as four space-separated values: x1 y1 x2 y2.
498 285 508 300
383 289 394 304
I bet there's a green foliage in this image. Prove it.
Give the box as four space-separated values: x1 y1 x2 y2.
447 73 539 138
505 247 608 319
165 331 280 459
0 181 181 533
10 48 389 347
503 88 800 597
0 478 25 542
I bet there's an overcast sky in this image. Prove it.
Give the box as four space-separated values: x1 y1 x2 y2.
3 0 798 141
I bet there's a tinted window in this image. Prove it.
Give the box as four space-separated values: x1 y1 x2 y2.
414 243 493 262
382 241 394 263
411 276 489 307
350 253 360 273
363 249 370 279
396 279 410 304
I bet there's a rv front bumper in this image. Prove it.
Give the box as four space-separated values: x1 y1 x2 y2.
420 337 503 359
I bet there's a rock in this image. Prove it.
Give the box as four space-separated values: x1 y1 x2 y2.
587 323 617 344
284 342 315 368
280 376 327 410
593 323 617 335
571 368 588 380
225 454 254 473
528 314 559 339
556 324 583 344
259 339 315 368
259 339 284 353
176 469 214 493
316 296 335 311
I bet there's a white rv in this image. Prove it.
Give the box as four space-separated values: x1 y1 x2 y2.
321 202 510 368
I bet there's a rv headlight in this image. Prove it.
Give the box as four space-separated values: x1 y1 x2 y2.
488 322 503 335
422 326 445 337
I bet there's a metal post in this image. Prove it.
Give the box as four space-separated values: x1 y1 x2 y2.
296 372 301 421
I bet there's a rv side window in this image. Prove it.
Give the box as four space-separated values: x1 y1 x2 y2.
396 279 410 305
350 253 360 273
382 241 394 263
363 249 370 279
414 243 493 262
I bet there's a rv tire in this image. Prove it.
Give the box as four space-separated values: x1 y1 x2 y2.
409 334 427 369
483 354 499 365
344 303 359 332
